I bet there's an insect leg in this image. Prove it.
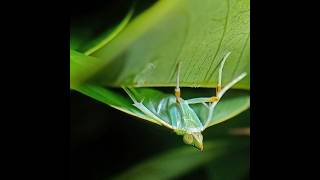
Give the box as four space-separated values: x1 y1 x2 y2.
175 62 182 103
185 97 211 104
185 52 243 105
133 102 173 129
208 52 232 102
122 87 139 104
205 72 247 127
183 97 211 108
217 72 247 97
175 53 231 105
123 87 173 129
217 52 231 93
215 51 247 98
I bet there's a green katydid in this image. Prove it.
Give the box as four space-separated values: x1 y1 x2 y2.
123 52 247 151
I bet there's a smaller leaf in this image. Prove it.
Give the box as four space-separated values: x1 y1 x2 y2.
206 148 249 180
110 139 249 180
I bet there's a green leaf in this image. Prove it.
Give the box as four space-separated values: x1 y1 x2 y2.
110 139 249 180
111 140 248 180
87 0 250 89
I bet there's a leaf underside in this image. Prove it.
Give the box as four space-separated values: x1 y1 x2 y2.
81 0 250 89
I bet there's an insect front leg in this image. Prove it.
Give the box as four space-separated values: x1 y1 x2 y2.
123 87 174 129
204 52 247 127
210 52 232 102
133 101 173 129
185 97 212 105
175 62 182 103
217 52 230 94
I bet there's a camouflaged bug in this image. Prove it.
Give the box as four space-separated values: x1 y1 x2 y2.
123 52 247 150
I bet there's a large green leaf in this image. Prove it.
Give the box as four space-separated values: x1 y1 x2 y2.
86 0 249 89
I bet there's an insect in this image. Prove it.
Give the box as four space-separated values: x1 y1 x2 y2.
123 52 247 151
